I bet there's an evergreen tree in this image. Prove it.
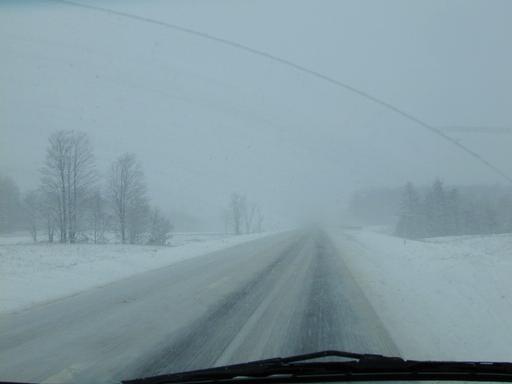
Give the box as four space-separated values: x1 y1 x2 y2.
424 179 447 237
446 187 461 235
395 182 423 238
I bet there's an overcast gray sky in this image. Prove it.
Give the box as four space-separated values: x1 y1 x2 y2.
1 0 511 229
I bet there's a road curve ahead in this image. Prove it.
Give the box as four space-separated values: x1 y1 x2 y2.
0 230 397 383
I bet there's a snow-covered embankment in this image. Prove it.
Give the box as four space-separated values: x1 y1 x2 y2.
0 232 270 314
329 229 512 361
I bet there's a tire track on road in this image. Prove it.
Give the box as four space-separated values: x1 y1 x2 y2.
128 235 307 378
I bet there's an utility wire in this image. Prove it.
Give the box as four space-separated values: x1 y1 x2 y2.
438 126 512 135
47 0 512 184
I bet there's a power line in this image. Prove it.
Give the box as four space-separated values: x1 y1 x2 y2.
47 0 512 184
438 126 512 135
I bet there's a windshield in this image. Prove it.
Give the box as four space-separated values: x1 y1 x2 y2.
1 1 511 383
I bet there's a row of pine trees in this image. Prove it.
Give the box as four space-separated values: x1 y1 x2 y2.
395 179 510 239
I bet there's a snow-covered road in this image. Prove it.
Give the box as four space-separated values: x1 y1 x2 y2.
0 230 397 383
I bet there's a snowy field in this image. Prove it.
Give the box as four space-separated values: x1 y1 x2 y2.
330 228 512 362
0 232 36 246
0 232 272 314
0 231 232 247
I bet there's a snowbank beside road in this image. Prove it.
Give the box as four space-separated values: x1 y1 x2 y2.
329 229 512 361
0 232 271 314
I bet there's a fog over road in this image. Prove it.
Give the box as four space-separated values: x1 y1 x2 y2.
0 231 397 383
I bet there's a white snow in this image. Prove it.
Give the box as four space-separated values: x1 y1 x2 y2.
329 228 512 361
0 232 272 314
0 232 35 246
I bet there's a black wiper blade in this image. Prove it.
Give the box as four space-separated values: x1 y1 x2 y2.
272 350 385 363
124 350 512 384
123 350 374 384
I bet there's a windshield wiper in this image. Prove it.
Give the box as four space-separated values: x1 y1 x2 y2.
123 350 512 384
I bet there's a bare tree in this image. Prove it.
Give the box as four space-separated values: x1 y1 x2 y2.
227 194 264 234
68 131 96 242
41 130 95 243
108 153 147 243
41 131 69 242
38 189 58 242
243 203 257 234
228 193 246 235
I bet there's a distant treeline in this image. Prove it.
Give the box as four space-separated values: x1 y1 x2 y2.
349 180 512 239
